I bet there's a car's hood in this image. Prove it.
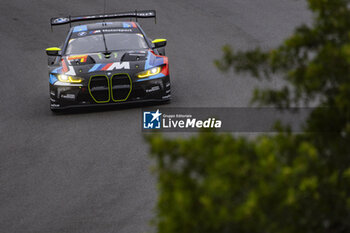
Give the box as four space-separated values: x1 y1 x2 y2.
50 49 167 77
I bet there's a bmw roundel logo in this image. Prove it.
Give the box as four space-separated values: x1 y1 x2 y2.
54 18 69 23
78 31 87 36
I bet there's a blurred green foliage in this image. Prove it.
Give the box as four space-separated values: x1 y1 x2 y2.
146 0 350 232
147 132 350 233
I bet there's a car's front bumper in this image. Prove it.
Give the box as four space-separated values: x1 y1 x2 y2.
50 76 171 110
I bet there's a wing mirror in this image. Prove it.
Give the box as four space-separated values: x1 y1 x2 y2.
152 39 167 48
46 47 61 56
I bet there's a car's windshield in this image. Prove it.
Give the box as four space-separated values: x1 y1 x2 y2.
65 33 148 54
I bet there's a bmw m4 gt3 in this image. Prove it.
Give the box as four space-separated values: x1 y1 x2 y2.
46 10 170 112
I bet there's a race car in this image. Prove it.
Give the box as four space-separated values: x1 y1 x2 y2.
46 10 170 112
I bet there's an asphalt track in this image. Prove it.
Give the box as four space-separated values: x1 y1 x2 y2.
0 1 310 232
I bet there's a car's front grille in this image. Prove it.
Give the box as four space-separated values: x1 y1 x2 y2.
88 75 110 103
111 74 132 101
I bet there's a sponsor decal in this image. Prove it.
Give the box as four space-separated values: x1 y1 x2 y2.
88 62 130 72
61 93 75 100
145 86 160 93
50 103 60 108
102 28 132 33
108 62 130 70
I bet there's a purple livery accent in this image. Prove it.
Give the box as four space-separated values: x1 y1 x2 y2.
144 51 164 70
51 67 62 74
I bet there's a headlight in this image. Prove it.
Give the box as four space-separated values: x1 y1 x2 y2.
57 74 83 83
137 67 161 78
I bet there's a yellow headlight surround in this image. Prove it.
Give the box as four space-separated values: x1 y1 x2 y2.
137 67 161 78
57 74 83 83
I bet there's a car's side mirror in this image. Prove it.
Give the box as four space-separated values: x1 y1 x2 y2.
152 39 167 48
46 47 61 56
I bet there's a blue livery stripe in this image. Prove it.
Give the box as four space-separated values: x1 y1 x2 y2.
145 51 165 70
49 74 58 84
89 63 105 72
123 22 132 28
153 57 164 67
89 64 101 72
51 67 62 74
145 51 152 70
136 73 165 82
73 25 88 33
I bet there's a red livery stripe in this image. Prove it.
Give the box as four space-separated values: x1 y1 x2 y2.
161 57 169 76
61 59 68 73
101 63 113 71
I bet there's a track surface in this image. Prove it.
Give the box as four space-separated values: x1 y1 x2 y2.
0 1 310 232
